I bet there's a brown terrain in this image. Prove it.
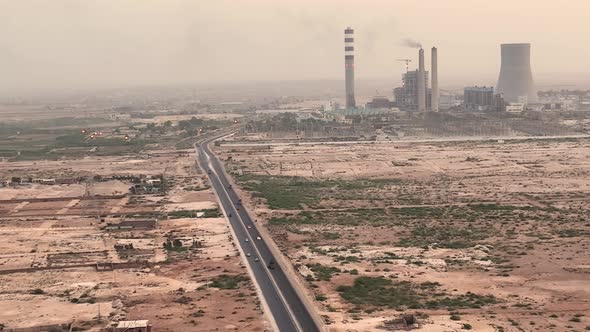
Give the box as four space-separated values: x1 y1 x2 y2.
0 109 266 331
215 137 590 332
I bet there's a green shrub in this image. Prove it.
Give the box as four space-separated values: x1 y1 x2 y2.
209 274 249 289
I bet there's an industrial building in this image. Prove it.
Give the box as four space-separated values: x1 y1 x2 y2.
394 69 430 111
496 43 537 103
464 86 507 112
393 47 438 112
464 86 494 109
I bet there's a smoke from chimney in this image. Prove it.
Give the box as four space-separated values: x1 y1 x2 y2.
402 38 422 49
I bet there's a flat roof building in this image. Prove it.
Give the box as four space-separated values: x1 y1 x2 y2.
115 320 152 332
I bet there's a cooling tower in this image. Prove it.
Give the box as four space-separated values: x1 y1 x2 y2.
344 27 356 109
496 43 537 103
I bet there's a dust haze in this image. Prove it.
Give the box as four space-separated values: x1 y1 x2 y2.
2 0 590 94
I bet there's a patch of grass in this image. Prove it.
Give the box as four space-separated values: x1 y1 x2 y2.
398 224 492 249
322 232 341 240
307 263 340 281
209 274 249 289
269 208 387 226
315 294 327 301
336 277 498 310
237 175 402 209
167 208 221 219
555 229 590 238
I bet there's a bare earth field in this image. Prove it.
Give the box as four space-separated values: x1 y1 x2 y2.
0 151 267 331
216 137 590 332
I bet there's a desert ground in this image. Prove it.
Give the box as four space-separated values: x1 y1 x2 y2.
216 137 590 331
0 146 267 331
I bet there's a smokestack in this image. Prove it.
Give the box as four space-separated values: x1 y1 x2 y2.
496 43 537 103
344 27 356 109
431 47 439 112
417 48 426 112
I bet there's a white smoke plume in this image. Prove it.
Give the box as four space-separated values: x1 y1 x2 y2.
402 38 422 49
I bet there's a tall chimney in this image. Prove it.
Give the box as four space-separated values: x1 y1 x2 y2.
344 27 356 109
417 48 426 112
431 47 439 112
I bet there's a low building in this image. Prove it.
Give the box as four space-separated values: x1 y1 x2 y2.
506 103 525 113
32 178 56 185
145 178 162 186
439 94 461 110
366 96 393 109
115 320 152 332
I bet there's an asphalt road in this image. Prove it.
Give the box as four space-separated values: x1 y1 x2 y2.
196 136 321 332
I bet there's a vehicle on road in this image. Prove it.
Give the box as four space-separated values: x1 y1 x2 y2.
227 184 232 189
256 236 261 240
254 257 259 262
246 252 251 257
228 212 232 217
247 225 252 229
267 260 276 269
245 238 249 242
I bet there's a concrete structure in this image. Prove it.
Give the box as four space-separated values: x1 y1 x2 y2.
431 47 439 112
496 43 537 103
464 86 494 109
344 27 356 109
394 70 430 111
417 48 426 112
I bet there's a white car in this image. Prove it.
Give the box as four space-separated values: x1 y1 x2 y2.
246 252 251 257
256 236 261 240
245 238 249 242
247 225 252 229
254 257 259 262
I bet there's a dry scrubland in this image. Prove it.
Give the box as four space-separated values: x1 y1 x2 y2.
217 137 590 331
0 152 267 331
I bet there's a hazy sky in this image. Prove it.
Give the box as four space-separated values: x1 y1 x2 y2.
2 0 590 93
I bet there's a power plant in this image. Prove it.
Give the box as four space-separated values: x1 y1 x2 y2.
344 27 356 109
338 30 539 113
393 46 438 112
496 43 537 103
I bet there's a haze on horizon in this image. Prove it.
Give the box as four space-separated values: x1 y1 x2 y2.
2 0 590 94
